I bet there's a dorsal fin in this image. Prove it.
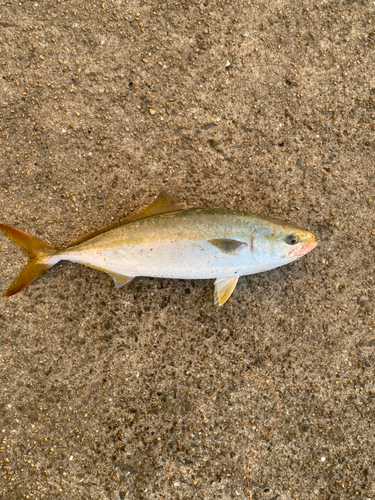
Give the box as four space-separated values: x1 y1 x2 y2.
123 191 185 223
67 191 185 248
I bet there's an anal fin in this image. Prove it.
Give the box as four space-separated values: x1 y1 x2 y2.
108 272 135 289
214 276 239 306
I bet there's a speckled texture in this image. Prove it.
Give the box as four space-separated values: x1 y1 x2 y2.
0 1 374 499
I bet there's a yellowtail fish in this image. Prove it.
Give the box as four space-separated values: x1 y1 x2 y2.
0 191 317 305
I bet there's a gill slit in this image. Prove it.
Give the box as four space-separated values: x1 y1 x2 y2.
250 228 265 271
250 229 259 266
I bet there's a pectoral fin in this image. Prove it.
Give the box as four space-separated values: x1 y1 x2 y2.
214 276 239 306
108 272 135 289
208 238 247 255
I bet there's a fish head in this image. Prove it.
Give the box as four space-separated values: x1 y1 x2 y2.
250 219 317 270
280 228 317 263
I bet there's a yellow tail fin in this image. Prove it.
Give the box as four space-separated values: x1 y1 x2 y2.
0 223 59 297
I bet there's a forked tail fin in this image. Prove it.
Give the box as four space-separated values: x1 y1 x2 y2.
0 223 60 297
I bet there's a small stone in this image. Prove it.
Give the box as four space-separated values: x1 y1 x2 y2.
142 58 148 63
149 109 156 115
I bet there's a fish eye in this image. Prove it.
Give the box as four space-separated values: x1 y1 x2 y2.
285 234 298 245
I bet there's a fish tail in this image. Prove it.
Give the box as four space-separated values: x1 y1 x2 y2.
0 223 60 297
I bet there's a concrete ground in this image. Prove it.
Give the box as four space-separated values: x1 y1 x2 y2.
0 0 374 499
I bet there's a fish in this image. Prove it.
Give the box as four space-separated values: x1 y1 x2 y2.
0 191 317 305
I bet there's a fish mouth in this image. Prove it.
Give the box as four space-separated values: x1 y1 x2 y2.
302 238 317 255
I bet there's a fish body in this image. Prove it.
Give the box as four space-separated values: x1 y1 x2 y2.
0 192 317 305
62 209 311 279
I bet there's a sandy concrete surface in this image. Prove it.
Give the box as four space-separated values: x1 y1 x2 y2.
0 1 374 499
